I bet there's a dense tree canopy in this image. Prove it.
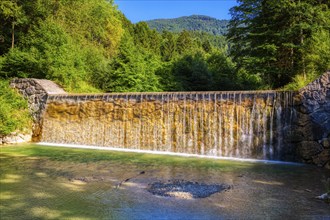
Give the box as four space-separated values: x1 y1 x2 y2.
227 0 330 88
146 15 229 36
0 0 123 92
1 0 236 93
1 0 328 136
1 0 328 93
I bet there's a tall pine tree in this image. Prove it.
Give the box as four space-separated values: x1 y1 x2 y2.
227 0 330 88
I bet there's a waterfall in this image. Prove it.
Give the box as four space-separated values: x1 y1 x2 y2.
40 91 295 160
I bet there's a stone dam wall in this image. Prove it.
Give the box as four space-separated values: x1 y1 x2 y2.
9 78 66 141
10 72 330 167
291 73 330 167
41 91 295 161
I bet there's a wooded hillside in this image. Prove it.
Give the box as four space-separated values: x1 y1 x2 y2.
146 15 229 36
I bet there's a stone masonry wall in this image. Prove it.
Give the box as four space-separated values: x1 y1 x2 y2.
9 73 330 168
287 72 330 168
10 78 66 141
41 92 294 161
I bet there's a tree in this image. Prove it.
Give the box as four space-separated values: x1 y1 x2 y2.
0 1 27 52
0 0 124 92
133 22 161 54
227 0 330 88
202 39 212 53
172 53 212 91
54 0 123 58
207 51 236 90
176 30 192 54
161 31 176 62
1 19 95 92
96 33 162 92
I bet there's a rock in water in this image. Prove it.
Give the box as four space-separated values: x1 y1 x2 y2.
316 193 330 203
147 179 231 199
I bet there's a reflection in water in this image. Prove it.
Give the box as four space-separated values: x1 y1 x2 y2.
0 145 329 219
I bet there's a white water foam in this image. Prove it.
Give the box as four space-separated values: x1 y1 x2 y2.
37 142 302 166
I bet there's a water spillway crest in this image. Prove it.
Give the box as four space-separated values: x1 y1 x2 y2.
40 91 296 161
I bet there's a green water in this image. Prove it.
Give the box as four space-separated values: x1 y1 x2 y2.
1 144 329 219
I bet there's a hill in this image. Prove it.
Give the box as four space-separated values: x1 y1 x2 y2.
145 15 229 35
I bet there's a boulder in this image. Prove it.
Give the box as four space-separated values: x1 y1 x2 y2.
296 141 323 160
312 150 330 166
321 138 330 149
284 126 305 143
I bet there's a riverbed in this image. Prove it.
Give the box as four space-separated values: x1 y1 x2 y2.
1 144 329 219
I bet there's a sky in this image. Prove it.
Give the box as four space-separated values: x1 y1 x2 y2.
114 0 238 23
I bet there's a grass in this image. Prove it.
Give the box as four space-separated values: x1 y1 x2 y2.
0 144 304 174
283 73 318 90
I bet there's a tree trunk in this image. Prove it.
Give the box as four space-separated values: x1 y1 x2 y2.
300 32 306 79
11 22 15 49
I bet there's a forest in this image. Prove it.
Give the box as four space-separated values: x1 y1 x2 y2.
0 0 330 135
146 15 229 36
1 0 329 92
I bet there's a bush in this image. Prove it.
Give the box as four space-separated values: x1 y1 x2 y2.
283 73 319 91
0 80 31 136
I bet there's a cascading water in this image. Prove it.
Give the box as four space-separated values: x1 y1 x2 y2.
40 91 295 160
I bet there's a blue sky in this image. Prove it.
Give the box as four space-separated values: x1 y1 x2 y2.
114 0 237 23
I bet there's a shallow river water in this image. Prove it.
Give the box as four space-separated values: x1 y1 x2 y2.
0 144 329 219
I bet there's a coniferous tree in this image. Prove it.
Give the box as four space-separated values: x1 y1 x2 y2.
172 53 212 91
161 31 177 62
0 1 27 53
99 33 162 92
176 30 192 54
227 0 330 88
133 22 161 55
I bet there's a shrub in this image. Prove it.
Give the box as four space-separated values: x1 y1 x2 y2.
0 80 31 136
283 73 319 91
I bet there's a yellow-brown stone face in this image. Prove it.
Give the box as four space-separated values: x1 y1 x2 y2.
41 92 291 159
11 73 330 166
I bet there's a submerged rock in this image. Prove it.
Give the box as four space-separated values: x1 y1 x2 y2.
316 193 330 204
147 179 231 199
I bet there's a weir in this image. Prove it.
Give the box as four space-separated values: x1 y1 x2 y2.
10 72 330 166
40 91 295 160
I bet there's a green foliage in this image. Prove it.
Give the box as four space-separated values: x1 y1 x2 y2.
155 63 180 91
171 53 212 91
305 29 330 75
133 22 161 54
1 20 99 92
207 51 237 90
176 30 193 54
283 74 318 91
54 0 123 57
0 0 252 93
146 15 229 36
2 0 325 96
94 33 162 92
0 0 27 53
0 0 122 93
227 0 330 88
161 31 177 62
0 80 31 136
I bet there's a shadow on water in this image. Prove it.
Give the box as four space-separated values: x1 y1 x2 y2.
1 144 329 219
